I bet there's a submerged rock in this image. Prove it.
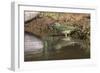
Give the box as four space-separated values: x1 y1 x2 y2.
49 37 86 51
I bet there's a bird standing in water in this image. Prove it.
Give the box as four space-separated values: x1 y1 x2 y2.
51 22 76 41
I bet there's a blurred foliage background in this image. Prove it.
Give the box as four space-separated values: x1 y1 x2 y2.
25 12 90 55
25 12 90 40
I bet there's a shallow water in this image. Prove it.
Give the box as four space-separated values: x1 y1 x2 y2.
24 33 90 61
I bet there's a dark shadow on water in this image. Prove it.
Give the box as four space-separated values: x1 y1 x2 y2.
24 45 90 61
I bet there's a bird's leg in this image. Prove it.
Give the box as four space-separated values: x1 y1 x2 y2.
65 33 68 38
62 33 69 41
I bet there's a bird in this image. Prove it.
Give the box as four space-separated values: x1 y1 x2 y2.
51 22 76 40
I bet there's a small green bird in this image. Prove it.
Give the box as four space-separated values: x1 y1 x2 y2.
50 22 77 41
52 23 76 37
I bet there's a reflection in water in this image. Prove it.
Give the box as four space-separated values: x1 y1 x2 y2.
24 33 90 61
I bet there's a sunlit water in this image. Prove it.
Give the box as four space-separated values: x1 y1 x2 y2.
24 33 43 54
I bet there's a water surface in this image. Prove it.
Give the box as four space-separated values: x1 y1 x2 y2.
24 33 90 61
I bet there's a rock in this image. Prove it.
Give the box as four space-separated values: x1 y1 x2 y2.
25 16 55 38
